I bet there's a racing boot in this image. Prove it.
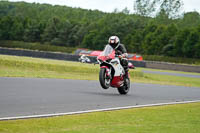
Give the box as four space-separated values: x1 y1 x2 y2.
123 67 129 85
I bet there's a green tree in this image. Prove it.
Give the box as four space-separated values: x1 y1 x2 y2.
133 0 159 16
23 20 44 42
81 30 98 49
10 17 25 40
194 42 200 58
1 1 200 59
154 9 170 25
0 16 14 40
124 30 143 53
159 0 183 18
41 17 61 44
57 20 74 46
133 0 183 18
182 30 199 58
178 12 200 28
195 25 200 58
173 29 190 57
121 7 130 15
161 24 178 56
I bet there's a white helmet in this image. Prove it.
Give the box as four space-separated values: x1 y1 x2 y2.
108 36 120 48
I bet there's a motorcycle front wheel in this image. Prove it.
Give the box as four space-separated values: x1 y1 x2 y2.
117 78 130 95
99 68 110 89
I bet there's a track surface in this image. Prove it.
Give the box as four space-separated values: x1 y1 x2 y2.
0 77 200 118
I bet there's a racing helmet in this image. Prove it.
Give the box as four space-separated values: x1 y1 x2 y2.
108 36 120 49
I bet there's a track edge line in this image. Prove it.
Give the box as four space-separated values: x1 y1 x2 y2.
1 100 200 121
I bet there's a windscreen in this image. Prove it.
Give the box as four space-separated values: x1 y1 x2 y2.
100 45 114 56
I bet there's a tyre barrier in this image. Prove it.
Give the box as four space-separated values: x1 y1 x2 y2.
0 47 79 62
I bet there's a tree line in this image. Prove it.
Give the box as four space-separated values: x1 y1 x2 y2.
0 1 200 58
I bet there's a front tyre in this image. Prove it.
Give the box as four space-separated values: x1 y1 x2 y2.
99 68 110 89
117 78 130 95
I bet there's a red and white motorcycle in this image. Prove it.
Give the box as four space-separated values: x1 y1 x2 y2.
97 45 134 95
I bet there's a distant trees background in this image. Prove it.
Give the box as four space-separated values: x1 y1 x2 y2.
0 1 200 58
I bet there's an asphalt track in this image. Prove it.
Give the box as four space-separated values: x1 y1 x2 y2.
0 77 200 119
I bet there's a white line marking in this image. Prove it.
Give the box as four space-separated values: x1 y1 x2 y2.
1 100 200 121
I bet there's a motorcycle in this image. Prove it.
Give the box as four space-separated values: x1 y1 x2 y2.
97 44 134 95
79 55 91 63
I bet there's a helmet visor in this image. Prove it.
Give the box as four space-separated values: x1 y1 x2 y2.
110 39 115 44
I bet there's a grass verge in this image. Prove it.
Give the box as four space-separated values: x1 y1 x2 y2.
0 102 200 133
143 54 200 66
137 67 200 76
0 54 200 87
0 40 76 53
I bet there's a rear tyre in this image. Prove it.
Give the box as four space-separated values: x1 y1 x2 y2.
117 78 130 95
99 68 110 89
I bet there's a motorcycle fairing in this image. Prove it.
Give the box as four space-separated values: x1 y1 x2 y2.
110 58 125 88
97 45 115 62
111 76 124 88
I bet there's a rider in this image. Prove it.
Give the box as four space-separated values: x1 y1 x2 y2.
108 36 129 78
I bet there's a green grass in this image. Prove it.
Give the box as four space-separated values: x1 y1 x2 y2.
143 54 200 66
1 54 200 87
0 54 200 132
0 102 200 133
141 73 200 87
0 40 76 53
137 67 200 76
0 54 143 81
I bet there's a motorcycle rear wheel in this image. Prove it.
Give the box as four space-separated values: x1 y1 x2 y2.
117 78 130 95
99 68 110 89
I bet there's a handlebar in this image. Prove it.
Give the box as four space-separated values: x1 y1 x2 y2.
115 54 127 59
